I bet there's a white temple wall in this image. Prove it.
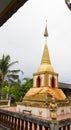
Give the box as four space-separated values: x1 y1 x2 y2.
17 105 50 118
17 105 71 118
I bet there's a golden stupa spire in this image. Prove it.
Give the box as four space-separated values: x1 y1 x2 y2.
37 21 54 73
41 21 51 64
41 44 51 64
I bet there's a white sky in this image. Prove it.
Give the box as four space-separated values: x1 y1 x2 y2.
0 0 71 84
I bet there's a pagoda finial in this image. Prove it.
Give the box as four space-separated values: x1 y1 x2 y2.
41 21 51 64
44 20 48 37
37 22 54 73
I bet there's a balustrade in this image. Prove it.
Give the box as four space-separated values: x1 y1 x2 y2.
0 109 71 130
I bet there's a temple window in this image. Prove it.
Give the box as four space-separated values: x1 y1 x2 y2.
51 76 55 88
36 76 41 88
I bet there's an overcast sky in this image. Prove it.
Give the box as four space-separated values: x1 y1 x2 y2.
0 0 71 84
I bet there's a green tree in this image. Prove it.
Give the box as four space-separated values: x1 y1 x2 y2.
21 78 33 96
10 78 33 102
1 78 33 104
0 54 22 87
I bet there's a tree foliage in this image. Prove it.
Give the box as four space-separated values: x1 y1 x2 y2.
0 54 33 105
1 78 33 103
0 54 23 87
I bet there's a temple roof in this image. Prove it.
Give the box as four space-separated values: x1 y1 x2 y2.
0 0 28 27
59 82 71 89
65 0 71 10
25 87 66 100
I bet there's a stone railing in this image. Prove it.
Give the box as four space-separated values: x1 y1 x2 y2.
59 118 71 130
0 109 71 130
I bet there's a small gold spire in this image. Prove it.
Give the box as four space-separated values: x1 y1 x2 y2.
44 20 48 37
41 21 50 64
41 43 51 64
37 22 54 73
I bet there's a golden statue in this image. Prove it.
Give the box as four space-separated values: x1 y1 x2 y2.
49 97 57 123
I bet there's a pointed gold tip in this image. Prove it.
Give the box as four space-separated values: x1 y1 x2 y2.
41 43 51 64
44 21 48 37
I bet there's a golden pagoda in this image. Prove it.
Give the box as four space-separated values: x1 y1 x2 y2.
21 22 66 108
16 22 67 118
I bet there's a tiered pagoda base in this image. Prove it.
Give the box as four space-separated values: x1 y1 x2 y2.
16 88 71 118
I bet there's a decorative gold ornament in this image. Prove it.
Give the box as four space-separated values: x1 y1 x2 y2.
49 97 57 123
38 110 43 116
